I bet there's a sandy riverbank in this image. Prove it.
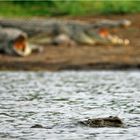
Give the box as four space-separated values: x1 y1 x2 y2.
0 14 140 71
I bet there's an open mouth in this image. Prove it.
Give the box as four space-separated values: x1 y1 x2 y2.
98 28 129 45
13 36 26 52
99 28 110 37
13 35 31 56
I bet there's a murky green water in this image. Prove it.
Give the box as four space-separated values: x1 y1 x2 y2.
0 71 140 140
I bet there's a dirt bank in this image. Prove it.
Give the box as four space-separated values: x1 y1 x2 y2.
0 14 140 71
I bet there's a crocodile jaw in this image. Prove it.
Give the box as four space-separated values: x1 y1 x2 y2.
13 42 31 56
12 36 32 56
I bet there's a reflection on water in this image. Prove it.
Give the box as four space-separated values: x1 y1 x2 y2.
0 71 140 140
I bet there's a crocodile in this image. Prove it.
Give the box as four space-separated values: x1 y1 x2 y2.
0 18 131 56
79 116 124 127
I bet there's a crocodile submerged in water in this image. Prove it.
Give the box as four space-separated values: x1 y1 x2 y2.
0 18 131 56
79 116 124 127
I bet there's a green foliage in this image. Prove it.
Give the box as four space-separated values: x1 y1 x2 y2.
0 1 140 17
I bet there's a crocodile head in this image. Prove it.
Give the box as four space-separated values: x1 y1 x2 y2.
0 28 31 56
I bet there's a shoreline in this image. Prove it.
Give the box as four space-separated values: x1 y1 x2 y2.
0 60 139 71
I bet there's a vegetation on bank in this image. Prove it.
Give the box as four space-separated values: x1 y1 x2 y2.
0 1 140 17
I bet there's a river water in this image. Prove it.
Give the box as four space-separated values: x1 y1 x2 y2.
0 71 140 140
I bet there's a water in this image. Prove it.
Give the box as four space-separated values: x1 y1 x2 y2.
0 71 140 140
